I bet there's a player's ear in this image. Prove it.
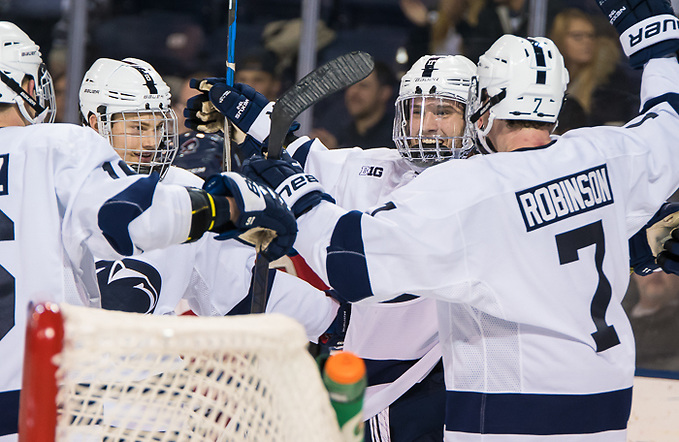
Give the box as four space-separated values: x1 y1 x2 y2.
23 77 36 99
88 113 98 130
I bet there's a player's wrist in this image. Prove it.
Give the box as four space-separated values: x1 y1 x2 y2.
185 188 236 242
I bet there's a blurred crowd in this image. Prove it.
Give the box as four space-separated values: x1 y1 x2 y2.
3 0 643 141
4 0 679 373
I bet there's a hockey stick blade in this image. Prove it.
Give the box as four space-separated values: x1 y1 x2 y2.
267 51 375 159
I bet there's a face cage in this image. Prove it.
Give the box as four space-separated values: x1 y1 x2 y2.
35 64 56 123
393 95 473 167
98 108 179 179
0 63 56 124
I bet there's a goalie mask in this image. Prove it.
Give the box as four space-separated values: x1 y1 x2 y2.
393 55 476 167
0 21 56 124
467 35 569 154
79 58 178 178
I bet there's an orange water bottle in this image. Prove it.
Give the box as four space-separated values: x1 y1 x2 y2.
322 351 367 442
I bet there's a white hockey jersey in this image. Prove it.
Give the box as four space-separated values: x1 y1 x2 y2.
294 58 679 440
0 123 193 440
93 165 338 342
286 141 441 419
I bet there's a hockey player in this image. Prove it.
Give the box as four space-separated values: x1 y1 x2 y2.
0 22 295 440
200 0 679 439
185 54 476 441
79 57 339 339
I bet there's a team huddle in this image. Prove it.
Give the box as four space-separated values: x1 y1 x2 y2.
3 0 679 440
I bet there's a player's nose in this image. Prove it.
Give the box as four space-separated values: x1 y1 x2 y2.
422 113 442 133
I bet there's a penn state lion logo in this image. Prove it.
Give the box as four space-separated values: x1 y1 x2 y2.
96 259 162 314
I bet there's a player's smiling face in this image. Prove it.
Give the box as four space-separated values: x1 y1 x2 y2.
109 112 165 165
407 96 466 149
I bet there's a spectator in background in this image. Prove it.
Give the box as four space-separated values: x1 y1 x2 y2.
625 272 679 372
400 0 485 61
459 0 570 62
170 71 214 135
235 46 281 101
312 61 397 149
549 8 640 128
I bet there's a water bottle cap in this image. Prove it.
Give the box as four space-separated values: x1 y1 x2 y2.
325 351 365 385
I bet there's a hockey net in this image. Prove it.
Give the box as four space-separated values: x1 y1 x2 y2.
19 302 342 442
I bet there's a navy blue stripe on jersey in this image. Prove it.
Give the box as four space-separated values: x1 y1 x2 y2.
102 160 138 179
364 358 419 387
326 211 374 303
98 173 160 256
639 92 679 114
0 153 8 196
381 293 418 303
444 387 632 435
516 165 613 232
0 389 19 436
626 112 658 128
290 139 313 167
102 161 118 179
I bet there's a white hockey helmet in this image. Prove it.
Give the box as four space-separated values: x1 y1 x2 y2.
394 55 476 167
79 57 178 178
467 35 569 154
0 21 56 124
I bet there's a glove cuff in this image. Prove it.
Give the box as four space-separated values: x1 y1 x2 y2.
275 172 325 209
620 15 679 56
250 101 274 143
186 187 234 242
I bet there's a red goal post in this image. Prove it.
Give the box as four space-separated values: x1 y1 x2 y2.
19 302 342 441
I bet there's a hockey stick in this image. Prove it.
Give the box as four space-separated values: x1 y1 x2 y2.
267 51 375 160
250 51 375 314
222 0 237 172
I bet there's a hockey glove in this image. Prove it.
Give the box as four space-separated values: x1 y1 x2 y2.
184 80 272 141
239 134 299 163
318 296 351 351
657 229 679 274
629 202 679 275
241 154 334 218
203 172 297 261
597 0 679 68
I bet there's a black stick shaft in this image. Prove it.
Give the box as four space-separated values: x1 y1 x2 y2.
250 253 270 314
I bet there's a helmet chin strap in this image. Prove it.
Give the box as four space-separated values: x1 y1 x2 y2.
0 71 48 125
15 96 48 124
475 112 498 155
470 88 506 155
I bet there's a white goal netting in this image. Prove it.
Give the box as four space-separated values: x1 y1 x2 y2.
47 304 341 442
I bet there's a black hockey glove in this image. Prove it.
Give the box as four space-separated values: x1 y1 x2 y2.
202 172 297 261
597 0 679 68
629 202 679 275
241 154 334 218
185 79 300 156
